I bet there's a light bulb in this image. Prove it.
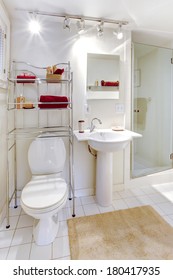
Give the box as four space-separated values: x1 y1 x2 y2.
117 31 123 40
113 24 124 40
29 19 41 34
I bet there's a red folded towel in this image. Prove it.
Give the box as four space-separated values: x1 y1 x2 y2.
17 73 36 83
38 95 69 109
101 80 119 87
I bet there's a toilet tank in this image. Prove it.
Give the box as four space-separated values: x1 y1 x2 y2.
28 134 66 175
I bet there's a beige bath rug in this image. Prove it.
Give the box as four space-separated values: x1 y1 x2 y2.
67 205 173 260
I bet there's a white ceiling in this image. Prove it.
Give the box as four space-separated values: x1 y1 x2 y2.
3 0 173 44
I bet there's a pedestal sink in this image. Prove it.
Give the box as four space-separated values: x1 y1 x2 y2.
88 131 131 207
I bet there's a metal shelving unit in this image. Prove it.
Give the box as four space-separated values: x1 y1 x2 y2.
6 61 75 228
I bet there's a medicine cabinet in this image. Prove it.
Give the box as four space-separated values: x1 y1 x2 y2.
86 53 120 100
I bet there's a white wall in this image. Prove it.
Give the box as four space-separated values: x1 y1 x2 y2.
9 19 132 198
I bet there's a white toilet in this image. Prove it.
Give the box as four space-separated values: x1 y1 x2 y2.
20 133 68 246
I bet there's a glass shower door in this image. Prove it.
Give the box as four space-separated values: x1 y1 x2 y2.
131 43 173 178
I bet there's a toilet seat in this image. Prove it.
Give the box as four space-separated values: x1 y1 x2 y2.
21 175 67 214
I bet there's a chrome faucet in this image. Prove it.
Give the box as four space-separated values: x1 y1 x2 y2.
90 117 102 132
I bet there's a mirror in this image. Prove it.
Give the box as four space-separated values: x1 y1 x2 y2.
86 53 120 99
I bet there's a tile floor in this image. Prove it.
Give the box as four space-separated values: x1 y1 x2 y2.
1 183 173 260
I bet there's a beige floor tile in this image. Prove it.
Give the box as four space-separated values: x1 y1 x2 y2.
98 205 114 213
11 227 33 246
17 214 34 228
7 243 31 260
0 230 14 248
83 204 100 216
0 247 9 260
52 236 70 259
30 242 52 260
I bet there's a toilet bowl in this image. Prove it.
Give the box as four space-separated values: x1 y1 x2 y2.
20 133 68 245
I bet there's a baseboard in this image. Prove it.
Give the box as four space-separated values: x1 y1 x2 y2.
74 184 124 198
112 183 125 191
74 188 94 198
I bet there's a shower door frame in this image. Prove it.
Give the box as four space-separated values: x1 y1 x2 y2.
131 42 173 179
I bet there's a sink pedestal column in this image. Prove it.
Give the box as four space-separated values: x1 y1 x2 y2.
96 152 113 206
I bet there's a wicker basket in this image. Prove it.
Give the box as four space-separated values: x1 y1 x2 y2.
46 74 62 82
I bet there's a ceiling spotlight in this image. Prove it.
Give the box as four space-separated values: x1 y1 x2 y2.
63 17 70 31
29 13 41 34
97 21 104 37
113 23 123 40
77 18 85 34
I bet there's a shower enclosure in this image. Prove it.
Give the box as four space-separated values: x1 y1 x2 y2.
131 43 173 178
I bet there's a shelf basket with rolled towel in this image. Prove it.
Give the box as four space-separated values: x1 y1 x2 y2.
38 95 69 109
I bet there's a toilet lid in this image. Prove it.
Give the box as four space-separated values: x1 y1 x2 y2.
21 176 67 210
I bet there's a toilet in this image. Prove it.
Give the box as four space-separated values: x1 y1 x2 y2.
20 133 68 246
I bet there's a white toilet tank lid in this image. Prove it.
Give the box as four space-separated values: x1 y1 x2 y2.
28 134 66 175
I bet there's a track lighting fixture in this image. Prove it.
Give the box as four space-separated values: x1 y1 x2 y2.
63 17 71 31
113 23 124 40
77 18 85 34
97 21 104 37
25 10 129 37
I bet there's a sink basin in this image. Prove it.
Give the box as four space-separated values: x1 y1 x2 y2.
88 131 131 152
